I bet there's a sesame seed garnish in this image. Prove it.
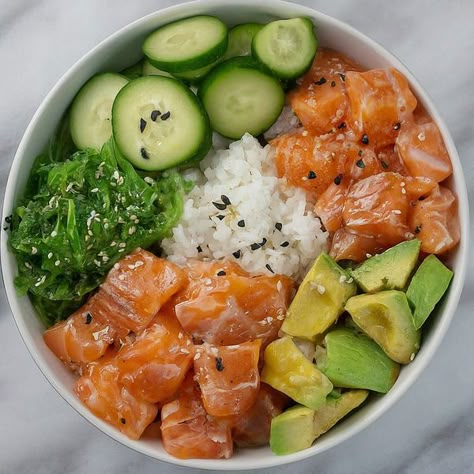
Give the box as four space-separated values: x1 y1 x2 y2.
356 159 365 168
161 111 171 121
302 130 308 137
217 270 226 276
119 242 126 248
215 357 224 371
315 77 327 86
221 195 231 206
85 313 92 325
47 252 53 259
358 149 363 157
307 170 317 179
275 222 283 231
128 226 136 235
381 160 389 169
232 250 241 259
415 225 422 234
212 201 227 211
338 73 346 82
139 118 147 133
237 219 245 228
417 132 426 141
280 241 290 248
330 80 336 87
393 209 402 215
31 247 38 255
337 122 346 129
266 264 274 273
216 214 225 221
410 353 415 361
401 188 407 194
334 174 342 185
55 260 60 266
120 418 126 424
419 196 426 201
196 245 203 253
250 242 261 251
361 134 369 145
151 110 161 121
90 188 99 193
140 147 149 160
51 230 57 237
393 122 401 130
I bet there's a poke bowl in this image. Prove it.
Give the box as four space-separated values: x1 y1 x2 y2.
1 0 469 470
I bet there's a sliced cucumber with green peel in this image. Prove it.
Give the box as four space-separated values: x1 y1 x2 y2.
198 57 285 139
143 15 228 73
142 59 173 77
70 73 129 151
223 23 264 59
112 76 211 171
120 60 143 80
173 61 218 82
252 17 318 79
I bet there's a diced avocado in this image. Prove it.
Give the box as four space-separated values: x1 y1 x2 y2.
406 254 453 329
312 389 369 439
270 405 316 455
345 291 420 364
316 328 400 393
350 239 421 293
262 336 333 410
282 253 357 341
270 390 369 455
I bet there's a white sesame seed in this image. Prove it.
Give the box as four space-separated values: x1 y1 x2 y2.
118 248 125 253
35 275 46 287
339 275 347 283
144 177 154 184
118 274 126 281
302 130 308 137
393 210 402 215
25 262 32 269
194 352 201 361
128 226 136 235
277 281 282 292
400 182 406 187
31 247 37 255
401 188 407 195
110 241 117 247
410 353 415 361
90 188 99 193
51 230 57 237
417 132 426 141
55 260 60 266
119 243 126 248
94 259 101 267
366 253 372 258
130 215 137 220
47 252 53 259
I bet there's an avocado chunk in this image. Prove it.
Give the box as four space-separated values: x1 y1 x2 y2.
350 239 421 293
282 252 357 341
262 336 333 410
316 328 400 393
270 405 316 455
406 254 453 329
270 390 369 455
312 389 369 439
345 291 420 364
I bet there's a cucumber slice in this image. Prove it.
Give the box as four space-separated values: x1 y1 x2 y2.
70 73 129 150
121 60 143 80
198 57 285 139
223 23 264 59
252 17 318 79
173 61 217 82
112 76 211 171
142 59 173 77
143 16 228 73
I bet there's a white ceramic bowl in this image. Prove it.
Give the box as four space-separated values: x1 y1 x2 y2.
1 0 469 470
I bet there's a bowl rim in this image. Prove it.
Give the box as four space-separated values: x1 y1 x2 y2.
1 0 470 470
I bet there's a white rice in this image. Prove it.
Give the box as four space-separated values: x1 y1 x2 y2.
264 105 301 140
162 133 328 281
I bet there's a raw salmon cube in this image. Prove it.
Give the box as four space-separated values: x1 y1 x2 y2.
193 340 261 417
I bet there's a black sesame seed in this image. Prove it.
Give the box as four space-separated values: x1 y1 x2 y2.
358 149 363 157
334 174 342 185
315 77 327 85
237 219 245 228
221 195 231 206
361 134 369 145
337 122 346 130
161 111 171 121
215 357 224 371
85 312 92 325
212 201 227 211
356 159 365 168
275 222 283 231
266 264 274 273
196 245 203 253
232 250 241 259
3 226 7 231
139 118 147 133
330 80 336 87
280 241 290 248
5 215 12 223
419 196 426 201
338 73 346 82
151 110 161 121
250 243 261 251
140 147 149 159
260 238 267 247
217 270 226 276
381 160 389 169
393 122 401 131
307 170 317 179
120 418 126 424
414 225 422 234
216 214 225 221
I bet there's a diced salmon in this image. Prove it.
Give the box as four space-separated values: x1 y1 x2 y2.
315 179 350 233
405 176 438 201
329 227 386 262
174 260 293 348
409 186 460 254
345 68 417 147
74 356 158 440
337 142 384 181
232 383 289 448
43 303 116 366
115 309 193 404
94 248 188 335
396 121 453 183
160 374 233 459
289 48 362 135
194 340 261 417
342 172 413 246
377 145 409 175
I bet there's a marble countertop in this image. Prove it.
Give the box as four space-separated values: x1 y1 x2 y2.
1 1 473 473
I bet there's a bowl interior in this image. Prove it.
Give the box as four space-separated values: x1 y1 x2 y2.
1 0 469 470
